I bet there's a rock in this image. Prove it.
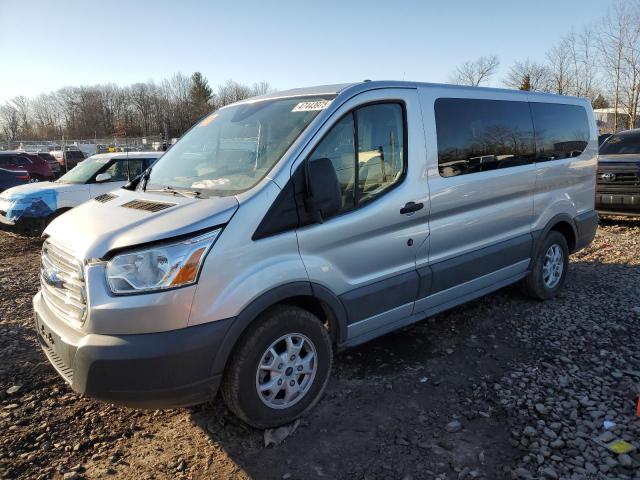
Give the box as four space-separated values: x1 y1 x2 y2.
535 403 548 415
523 426 537 438
445 420 462 433
618 453 633 468
513 467 533 479
264 419 300 447
541 466 558 479
62 473 79 480
6 385 21 395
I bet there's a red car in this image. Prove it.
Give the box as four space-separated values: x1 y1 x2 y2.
0 151 53 182
36 152 61 177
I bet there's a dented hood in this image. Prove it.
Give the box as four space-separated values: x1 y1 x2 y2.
43 188 238 260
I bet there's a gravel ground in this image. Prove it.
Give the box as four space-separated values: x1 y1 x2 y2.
0 218 639 480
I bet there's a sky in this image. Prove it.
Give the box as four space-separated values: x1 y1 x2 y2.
0 0 610 104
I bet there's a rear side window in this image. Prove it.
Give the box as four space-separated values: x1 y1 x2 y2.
309 102 406 213
598 131 640 155
530 103 590 161
435 98 535 177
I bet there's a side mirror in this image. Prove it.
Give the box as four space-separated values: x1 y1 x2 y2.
304 157 341 223
95 172 112 183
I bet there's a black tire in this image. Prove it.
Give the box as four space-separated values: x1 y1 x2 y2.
522 231 569 300
221 305 333 429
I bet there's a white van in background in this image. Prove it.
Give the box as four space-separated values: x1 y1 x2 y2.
33 81 597 428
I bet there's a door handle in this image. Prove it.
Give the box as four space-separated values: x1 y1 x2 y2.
400 201 424 215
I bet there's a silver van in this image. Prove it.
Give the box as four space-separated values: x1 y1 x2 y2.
34 81 598 428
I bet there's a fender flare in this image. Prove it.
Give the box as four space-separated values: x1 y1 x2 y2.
532 213 578 254
210 282 347 375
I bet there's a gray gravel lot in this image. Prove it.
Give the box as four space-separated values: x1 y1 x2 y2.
0 218 639 480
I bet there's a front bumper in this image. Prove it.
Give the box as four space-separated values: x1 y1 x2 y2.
596 193 640 215
33 291 234 408
0 212 15 225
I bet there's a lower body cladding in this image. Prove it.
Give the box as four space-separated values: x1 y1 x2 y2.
33 292 233 408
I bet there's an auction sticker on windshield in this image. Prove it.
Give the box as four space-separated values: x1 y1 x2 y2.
292 100 332 112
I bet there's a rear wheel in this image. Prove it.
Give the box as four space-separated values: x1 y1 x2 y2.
221 306 333 429
522 231 569 300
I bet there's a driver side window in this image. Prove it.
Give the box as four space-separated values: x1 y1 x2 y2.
308 102 406 215
103 160 129 182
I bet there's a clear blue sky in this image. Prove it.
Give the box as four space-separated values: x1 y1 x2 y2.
0 0 609 103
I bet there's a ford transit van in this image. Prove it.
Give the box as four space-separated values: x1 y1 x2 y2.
34 81 598 428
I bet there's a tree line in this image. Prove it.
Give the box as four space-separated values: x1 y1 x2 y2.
449 1 640 131
0 73 272 142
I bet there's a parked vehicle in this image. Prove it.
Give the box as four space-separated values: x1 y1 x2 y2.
0 168 30 191
36 152 61 177
596 128 640 216
598 133 612 146
49 149 86 172
33 81 598 428
0 152 161 234
0 151 53 181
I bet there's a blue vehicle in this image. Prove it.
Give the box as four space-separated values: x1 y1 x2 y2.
0 167 29 192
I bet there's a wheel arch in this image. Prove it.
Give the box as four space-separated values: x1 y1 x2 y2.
533 214 578 254
211 282 347 376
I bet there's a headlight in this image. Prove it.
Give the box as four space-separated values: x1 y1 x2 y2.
106 229 220 294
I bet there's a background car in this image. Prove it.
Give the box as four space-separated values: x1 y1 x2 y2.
36 152 61 177
0 151 53 182
0 168 30 192
0 151 161 234
598 133 612 146
49 149 86 172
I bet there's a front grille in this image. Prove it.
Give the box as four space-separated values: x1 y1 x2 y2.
40 240 86 326
121 199 175 212
94 193 117 203
596 163 640 195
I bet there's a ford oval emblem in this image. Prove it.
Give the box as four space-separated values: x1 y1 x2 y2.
42 267 64 288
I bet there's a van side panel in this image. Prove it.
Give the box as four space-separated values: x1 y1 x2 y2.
527 95 598 238
415 87 536 312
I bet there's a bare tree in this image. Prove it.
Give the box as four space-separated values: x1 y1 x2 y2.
597 1 639 131
0 105 20 142
0 73 273 142
503 59 550 91
449 55 500 86
546 40 573 95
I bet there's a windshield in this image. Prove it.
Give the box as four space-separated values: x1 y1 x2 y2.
599 131 640 155
57 156 109 183
143 96 334 196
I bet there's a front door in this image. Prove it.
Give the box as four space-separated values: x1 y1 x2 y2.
295 88 429 342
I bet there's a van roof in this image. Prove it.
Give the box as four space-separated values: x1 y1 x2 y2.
245 80 588 104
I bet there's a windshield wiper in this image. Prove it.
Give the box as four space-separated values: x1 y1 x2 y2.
145 186 202 198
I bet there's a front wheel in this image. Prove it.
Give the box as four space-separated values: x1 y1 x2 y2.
522 231 569 300
221 306 333 429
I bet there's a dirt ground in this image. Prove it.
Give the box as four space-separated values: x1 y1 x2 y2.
0 218 639 480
